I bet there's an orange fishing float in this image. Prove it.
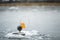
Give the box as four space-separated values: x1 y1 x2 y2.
20 22 26 29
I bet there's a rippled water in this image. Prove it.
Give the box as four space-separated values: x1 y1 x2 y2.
0 31 60 40
0 6 60 40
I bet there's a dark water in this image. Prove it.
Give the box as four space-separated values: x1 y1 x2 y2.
0 6 60 40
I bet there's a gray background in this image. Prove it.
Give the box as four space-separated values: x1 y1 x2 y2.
0 6 60 37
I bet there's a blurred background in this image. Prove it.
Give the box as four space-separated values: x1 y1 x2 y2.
0 6 60 36
0 0 60 40
0 0 60 3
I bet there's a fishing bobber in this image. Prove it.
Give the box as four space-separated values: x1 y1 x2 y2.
20 22 26 29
